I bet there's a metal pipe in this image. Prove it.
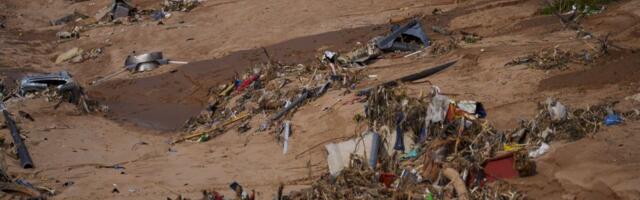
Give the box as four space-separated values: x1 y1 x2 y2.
0 104 33 168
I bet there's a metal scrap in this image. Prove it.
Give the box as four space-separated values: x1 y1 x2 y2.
375 19 430 52
19 71 104 113
111 0 135 20
124 52 168 72
19 71 76 96
0 103 34 169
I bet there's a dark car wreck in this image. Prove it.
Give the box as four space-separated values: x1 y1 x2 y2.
19 71 77 96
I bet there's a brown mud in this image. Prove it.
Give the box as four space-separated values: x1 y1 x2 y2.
90 24 385 131
539 51 640 91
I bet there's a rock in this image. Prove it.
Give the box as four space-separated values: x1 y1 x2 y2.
70 55 84 63
55 47 84 64
625 93 640 102
56 31 74 39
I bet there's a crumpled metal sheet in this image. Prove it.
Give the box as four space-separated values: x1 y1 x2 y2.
19 71 76 95
375 19 430 51
111 0 134 19
124 52 168 72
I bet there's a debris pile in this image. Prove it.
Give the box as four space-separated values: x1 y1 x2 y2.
505 46 573 69
163 0 201 12
18 71 105 113
324 19 431 67
428 26 481 55
515 98 636 142
429 37 459 56
284 83 635 199
461 31 482 44
505 45 604 69
179 20 438 144
178 62 334 143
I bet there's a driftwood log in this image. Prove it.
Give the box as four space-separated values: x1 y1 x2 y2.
357 60 457 96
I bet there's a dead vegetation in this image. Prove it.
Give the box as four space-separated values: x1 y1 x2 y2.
504 45 605 70
282 84 635 199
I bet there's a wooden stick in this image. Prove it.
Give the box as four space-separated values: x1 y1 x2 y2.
171 112 250 144
0 182 41 198
443 168 470 200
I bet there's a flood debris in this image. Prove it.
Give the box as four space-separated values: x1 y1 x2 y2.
375 19 430 52
460 31 481 43
125 52 167 72
284 80 640 199
325 19 430 67
325 131 379 176
18 111 34 122
229 181 255 200
110 0 136 20
429 37 459 56
163 0 201 12
19 71 75 96
282 120 291 154
56 30 79 40
181 60 340 140
604 108 622 126
201 189 225 200
124 51 188 72
431 26 451 35
19 71 104 113
504 45 602 70
0 103 34 169
357 60 457 96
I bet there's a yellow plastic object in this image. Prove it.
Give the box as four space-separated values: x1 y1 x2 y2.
503 143 525 152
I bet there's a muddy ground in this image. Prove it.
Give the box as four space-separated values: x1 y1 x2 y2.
1 0 640 199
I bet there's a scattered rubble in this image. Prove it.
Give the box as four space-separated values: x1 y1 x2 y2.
282 81 639 199
460 31 481 44
504 45 602 70
109 0 136 20
163 0 201 12
3 2 636 198
325 19 430 67
429 37 459 56
19 71 104 113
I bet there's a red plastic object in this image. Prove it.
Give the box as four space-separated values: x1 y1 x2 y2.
379 173 396 188
236 75 258 92
483 153 518 182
